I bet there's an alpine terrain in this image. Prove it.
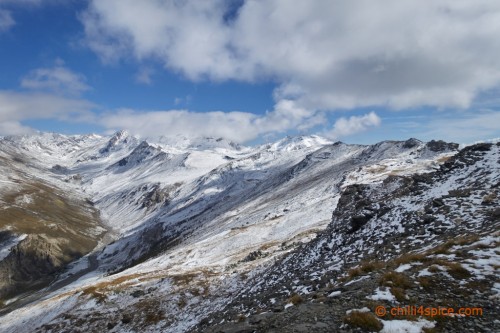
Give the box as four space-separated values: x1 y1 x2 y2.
0 132 498 333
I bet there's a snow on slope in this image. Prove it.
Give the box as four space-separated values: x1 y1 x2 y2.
0 133 462 332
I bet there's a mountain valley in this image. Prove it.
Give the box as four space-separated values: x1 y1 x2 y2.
0 132 497 332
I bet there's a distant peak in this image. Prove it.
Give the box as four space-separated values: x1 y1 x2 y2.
99 130 134 154
269 134 332 152
402 138 422 149
153 135 243 151
111 130 129 140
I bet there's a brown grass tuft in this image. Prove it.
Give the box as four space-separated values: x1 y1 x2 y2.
391 287 407 302
346 260 385 280
380 271 413 289
445 262 471 280
344 311 383 332
288 293 304 305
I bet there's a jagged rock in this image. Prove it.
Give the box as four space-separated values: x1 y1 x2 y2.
402 138 421 149
426 139 459 152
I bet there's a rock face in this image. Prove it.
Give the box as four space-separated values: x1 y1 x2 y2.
0 235 67 298
402 138 422 149
425 139 459 152
0 177 105 301
139 183 171 209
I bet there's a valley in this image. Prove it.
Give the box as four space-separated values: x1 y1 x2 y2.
0 132 497 332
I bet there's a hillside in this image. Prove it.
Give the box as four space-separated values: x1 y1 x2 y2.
0 132 497 332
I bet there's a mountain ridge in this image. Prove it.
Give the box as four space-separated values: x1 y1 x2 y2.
0 132 496 332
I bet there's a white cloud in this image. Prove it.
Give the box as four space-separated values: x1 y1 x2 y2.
327 112 381 139
100 109 258 143
0 90 95 124
415 110 500 143
82 0 500 113
0 9 14 32
99 101 307 143
21 64 90 96
0 121 34 136
135 67 153 85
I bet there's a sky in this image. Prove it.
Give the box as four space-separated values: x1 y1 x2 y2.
0 0 499 145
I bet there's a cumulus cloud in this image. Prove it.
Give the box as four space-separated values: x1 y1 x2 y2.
100 109 257 142
81 0 500 112
99 99 323 143
21 64 90 96
0 121 34 136
327 112 381 139
0 9 14 32
0 90 95 136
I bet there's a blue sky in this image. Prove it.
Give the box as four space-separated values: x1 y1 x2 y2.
0 1 499 144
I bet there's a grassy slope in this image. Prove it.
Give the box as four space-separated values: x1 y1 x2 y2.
0 155 106 302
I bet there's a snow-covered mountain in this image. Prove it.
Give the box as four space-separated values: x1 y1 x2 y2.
0 132 496 332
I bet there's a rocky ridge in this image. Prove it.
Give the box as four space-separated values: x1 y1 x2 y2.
198 142 499 332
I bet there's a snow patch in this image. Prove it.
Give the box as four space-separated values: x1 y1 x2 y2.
381 318 435 333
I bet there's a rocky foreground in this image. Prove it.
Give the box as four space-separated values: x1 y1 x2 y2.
199 142 499 332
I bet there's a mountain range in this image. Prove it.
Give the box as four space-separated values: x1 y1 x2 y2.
0 132 497 332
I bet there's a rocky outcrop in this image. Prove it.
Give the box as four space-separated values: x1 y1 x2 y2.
196 143 499 333
0 235 71 299
425 139 459 152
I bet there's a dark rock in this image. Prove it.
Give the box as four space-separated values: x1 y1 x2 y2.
130 290 145 298
350 214 373 232
272 306 283 313
403 138 421 149
121 314 133 324
432 198 444 207
426 140 459 152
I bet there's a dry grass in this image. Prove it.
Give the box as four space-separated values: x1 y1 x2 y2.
81 286 107 303
345 260 385 280
471 241 498 250
418 277 433 291
428 234 480 255
393 252 426 266
445 262 471 280
391 287 407 302
171 273 197 286
422 259 471 280
0 181 103 252
288 293 304 305
258 241 280 252
344 311 383 332
427 265 441 273
436 155 452 163
80 272 148 301
379 271 413 289
135 298 166 325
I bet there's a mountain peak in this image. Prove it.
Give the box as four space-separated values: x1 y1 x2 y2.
267 134 332 152
99 130 136 154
